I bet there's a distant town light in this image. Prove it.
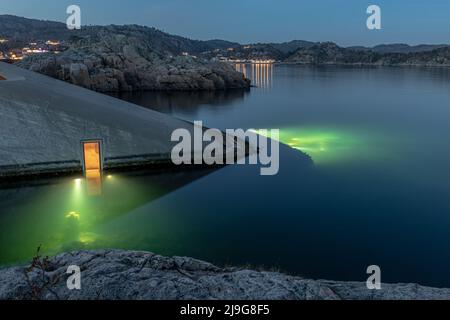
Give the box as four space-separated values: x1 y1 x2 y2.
9 53 23 61
46 40 60 46
24 48 49 54
250 59 275 64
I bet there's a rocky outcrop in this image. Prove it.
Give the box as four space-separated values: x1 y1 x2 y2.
1 250 449 300
16 26 251 92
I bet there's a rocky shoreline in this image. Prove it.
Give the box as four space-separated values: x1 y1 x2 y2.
18 53 251 93
1 250 449 300
16 26 251 93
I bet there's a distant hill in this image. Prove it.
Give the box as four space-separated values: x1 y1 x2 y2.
0 15 70 42
198 39 450 64
286 42 450 66
203 39 241 51
0 15 238 55
268 40 315 54
209 40 316 61
1 14 449 57
348 43 450 54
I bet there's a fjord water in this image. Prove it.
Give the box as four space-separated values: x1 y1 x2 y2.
2 65 450 288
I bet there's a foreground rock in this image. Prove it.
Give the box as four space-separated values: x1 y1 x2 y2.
17 25 251 92
1 250 449 300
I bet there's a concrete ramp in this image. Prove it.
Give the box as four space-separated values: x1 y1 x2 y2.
0 63 248 178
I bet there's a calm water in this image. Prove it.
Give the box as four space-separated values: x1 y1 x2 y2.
2 65 450 287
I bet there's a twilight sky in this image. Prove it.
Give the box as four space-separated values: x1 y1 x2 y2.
0 0 449 46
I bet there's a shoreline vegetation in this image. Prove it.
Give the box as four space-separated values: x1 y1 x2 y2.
0 250 449 300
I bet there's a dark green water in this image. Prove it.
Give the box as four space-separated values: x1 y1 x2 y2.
2 65 450 287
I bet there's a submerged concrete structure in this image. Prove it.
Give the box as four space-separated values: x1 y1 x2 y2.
0 62 247 178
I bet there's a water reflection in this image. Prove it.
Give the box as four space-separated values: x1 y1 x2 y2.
0 168 217 266
235 63 273 89
253 127 386 166
86 170 102 196
235 63 248 78
113 89 249 116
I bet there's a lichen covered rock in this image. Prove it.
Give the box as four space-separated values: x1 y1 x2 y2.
1 250 449 300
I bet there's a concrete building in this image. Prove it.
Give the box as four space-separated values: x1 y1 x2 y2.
0 62 247 178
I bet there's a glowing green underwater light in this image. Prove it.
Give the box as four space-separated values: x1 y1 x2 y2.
253 127 381 165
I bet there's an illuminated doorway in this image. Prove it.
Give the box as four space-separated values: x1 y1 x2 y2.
82 140 103 196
